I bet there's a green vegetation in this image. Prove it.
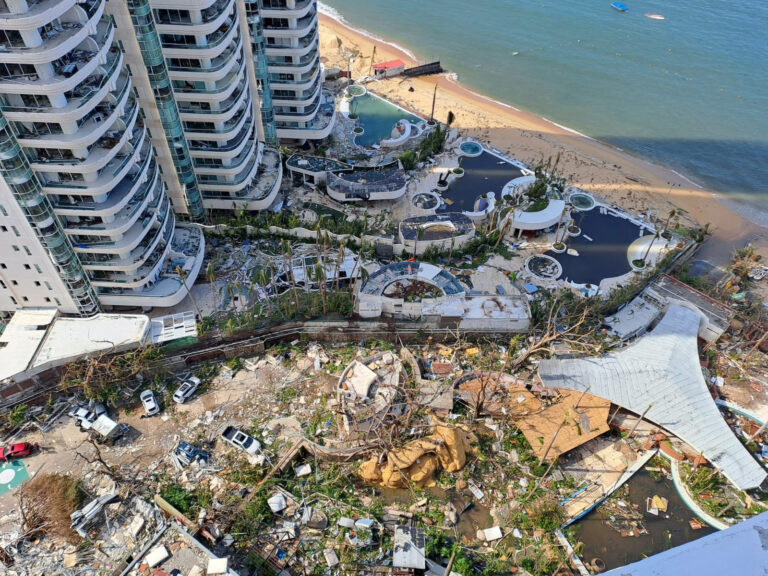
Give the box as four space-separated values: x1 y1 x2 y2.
399 149 418 171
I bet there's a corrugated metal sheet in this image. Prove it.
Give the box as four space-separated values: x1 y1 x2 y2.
538 305 766 490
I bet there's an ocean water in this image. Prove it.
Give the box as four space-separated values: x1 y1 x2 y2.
319 0 768 224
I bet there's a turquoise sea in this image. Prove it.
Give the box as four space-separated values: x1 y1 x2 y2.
319 0 768 225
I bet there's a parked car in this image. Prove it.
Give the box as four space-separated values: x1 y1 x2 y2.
173 376 201 404
221 425 261 455
69 401 107 430
0 442 38 462
140 390 160 416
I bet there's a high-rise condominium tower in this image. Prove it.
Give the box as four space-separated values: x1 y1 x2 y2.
0 0 332 319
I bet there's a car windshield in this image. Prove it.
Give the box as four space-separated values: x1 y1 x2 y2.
241 437 253 449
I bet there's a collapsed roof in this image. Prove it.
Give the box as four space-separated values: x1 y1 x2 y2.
538 305 767 490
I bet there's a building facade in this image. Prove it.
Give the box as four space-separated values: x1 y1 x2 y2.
0 0 204 319
258 0 334 140
0 0 332 319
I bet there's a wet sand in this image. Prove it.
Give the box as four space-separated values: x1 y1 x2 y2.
319 13 767 266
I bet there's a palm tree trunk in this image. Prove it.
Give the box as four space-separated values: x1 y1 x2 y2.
643 232 658 263
176 265 202 320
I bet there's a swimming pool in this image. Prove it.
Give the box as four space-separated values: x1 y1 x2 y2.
349 93 422 147
438 151 525 212
547 210 641 285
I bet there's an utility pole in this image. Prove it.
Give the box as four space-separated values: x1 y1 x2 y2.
368 45 377 76
429 84 438 123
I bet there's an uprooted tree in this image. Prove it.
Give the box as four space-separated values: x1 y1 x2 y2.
60 346 165 406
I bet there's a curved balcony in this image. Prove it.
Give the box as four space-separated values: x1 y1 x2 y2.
194 140 262 176
95 224 205 308
62 168 159 238
188 122 253 159
0 0 77 31
16 81 133 150
0 22 116 96
177 78 249 122
87 209 175 282
274 98 320 123
50 137 153 217
151 0 219 11
197 147 261 193
173 60 246 103
262 9 316 39
268 62 319 90
160 14 239 60
3 58 125 125
182 104 252 141
75 192 170 258
271 77 320 107
264 27 317 57
261 0 313 19
30 115 140 175
265 50 317 74
0 2 106 65
155 0 234 36
202 148 282 211
167 36 242 83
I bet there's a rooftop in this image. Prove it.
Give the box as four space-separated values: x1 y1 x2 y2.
0 309 151 384
538 305 767 490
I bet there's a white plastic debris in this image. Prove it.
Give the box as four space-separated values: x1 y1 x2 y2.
324 549 340 568
295 463 312 477
267 493 287 513
145 545 170 568
512 528 523 539
483 526 503 541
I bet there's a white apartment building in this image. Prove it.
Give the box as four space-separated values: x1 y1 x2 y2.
259 0 334 140
0 0 334 319
0 0 204 319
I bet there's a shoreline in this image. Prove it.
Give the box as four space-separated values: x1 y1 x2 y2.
318 11 767 266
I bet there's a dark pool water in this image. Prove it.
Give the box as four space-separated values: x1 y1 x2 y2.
547 210 641 285
438 151 525 212
572 469 714 571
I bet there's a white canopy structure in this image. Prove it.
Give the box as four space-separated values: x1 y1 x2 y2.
538 305 767 490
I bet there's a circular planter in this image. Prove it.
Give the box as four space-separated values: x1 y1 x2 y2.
426 120 437 127
348 113 358 120
436 181 449 191
567 225 581 237
452 167 465 178
524 254 563 281
353 127 364 135
345 85 366 98
631 258 647 271
551 242 567 253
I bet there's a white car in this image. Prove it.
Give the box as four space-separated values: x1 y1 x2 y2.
173 376 201 404
221 425 261 455
69 402 107 430
140 390 159 416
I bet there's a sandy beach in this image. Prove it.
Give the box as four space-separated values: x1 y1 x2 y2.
318 13 767 265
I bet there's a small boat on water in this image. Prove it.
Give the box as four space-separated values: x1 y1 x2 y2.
611 2 628 12
645 13 665 20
